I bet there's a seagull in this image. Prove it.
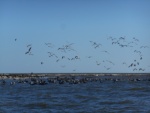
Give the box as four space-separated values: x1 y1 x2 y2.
128 63 134 68
107 37 116 41
75 56 80 59
112 42 116 45
73 69 76 72
25 47 32 54
28 47 32 52
119 37 125 40
56 59 59 62
47 52 58 58
106 68 111 70
64 43 74 49
140 46 149 49
86 56 92 58
104 66 111 70
106 60 115 65
133 68 137 71
15 38 17 41
58 47 66 52
45 43 54 48
123 62 127 65
96 61 101 65
58 43 76 52
90 41 102 49
27 45 31 48
62 56 65 59
119 44 127 48
101 51 109 54
25 51 29 54
133 37 139 42
139 68 145 71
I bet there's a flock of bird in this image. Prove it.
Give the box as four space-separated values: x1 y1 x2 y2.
13 36 149 72
107 36 149 72
24 41 80 69
1 74 150 86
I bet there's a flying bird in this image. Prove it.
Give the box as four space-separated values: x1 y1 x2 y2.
25 47 32 54
140 46 149 49
101 51 109 54
96 61 101 66
27 44 32 47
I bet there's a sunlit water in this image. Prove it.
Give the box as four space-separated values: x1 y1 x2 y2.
1 75 150 113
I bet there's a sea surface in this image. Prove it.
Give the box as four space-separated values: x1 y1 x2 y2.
1 74 150 113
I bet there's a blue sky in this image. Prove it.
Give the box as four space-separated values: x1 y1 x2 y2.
0 0 150 73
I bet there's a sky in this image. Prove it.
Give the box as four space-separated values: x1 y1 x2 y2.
0 0 150 73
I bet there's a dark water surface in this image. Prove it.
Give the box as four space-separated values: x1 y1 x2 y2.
1 75 150 113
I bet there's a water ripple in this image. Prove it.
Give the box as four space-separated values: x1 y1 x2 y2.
1 76 150 113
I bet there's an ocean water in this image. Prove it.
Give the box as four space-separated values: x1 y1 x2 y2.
1 75 150 113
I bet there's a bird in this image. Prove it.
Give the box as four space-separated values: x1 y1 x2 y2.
101 51 109 54
119 44 127 48
64 43 76 52
104 66 111 70
15 38 17 41
56 59 59 62
133 68 137 71
27 44 32 47
75 56 80 59
48 52 58 58
28 47 32 52
86 56 92 58
123 62 127 65
107 37 116 41
119 37 125 40
25 47 32 55
58 47 66 52
133 37 139 42
106 60 114 65
45 43 54 48
106 68 111 70
90 41 102 49
140 46 149 49
25 51 29 54
128 63 134 68
96 61 101 65
139 68 145 71
25 46 33 55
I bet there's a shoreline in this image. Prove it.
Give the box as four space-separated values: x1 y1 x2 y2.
1 73 150 85
0 73 150 79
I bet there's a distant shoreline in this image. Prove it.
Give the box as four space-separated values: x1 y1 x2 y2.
0 73 150 79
